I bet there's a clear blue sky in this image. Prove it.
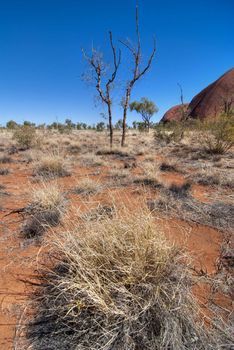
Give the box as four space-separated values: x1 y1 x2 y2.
0 0 233 126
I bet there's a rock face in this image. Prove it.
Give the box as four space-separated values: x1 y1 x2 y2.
161 104 189 123
160 68 234 123
188 68 234 119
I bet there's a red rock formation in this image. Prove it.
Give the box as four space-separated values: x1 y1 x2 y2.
188 68 234 119
161 104 189 123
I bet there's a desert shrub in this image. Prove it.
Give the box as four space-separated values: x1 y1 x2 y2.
96 148 129 157
0 155 12 163
148 190 234 231
73 178 103 196
81 204 115 221
134 163 161 189
29 182 66 213
13 126 37 149
168 182 191 198
202 116 234 154
24 208 233 349
154 123 185 144
34 154 69 178
21 211 61 238
0 168 10 175
22 183 66 238
160 161 177 172
191 169 234 189
67 144 81 155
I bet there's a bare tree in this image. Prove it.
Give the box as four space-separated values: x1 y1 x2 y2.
82 32 121 148
120 3 156 146
177 82 187 121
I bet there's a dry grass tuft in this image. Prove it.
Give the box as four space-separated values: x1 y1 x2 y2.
0 168 10 175
73 178 103 196
21 183 66 238
0 155 12 163
29 182 66 213
34 154 70 178
22 207 234 349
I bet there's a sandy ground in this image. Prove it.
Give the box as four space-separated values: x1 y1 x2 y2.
0 132 233 349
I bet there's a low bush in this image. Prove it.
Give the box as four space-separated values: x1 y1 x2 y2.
13 126 37 149
154 123 185 144
203 116 234 154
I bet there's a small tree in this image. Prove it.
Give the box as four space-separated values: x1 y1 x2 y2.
115 119 123 130
6 120 18 129
96 122 105 131
120 3 156 146
130 97 158 132
82 32 121 148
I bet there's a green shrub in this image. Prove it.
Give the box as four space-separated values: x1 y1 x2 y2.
203 116 234 154
13 126 37 149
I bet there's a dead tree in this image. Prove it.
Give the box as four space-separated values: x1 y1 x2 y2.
82 32 121 148
177 83 187 120
120 3 156 146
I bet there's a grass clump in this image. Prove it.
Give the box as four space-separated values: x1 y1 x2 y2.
160 161 178 172
0 168 10 175
0 155 12 164
73 178 103 196
24 208 233 349
22 183 66 238
168 182 191 198
34 154 70 178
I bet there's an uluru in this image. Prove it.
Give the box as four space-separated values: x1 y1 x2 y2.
189 68 234 119
161 68 234 123
161 103 189 123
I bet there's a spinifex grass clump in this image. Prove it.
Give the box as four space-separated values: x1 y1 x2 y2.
25 209 232 349
34 154 70 178
22 183 66 238
73 178 103 196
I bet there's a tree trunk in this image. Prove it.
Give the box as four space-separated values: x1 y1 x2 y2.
121 88 131 147
108 103 113 148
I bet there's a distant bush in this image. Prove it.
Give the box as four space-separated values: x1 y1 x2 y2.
13 126 36 149
203 116 234 154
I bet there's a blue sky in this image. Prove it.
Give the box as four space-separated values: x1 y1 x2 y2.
0 0 233 126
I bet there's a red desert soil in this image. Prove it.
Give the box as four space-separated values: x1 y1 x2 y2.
0 154 231 349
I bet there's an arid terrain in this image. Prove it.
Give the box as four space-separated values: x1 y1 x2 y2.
0 127 233 349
